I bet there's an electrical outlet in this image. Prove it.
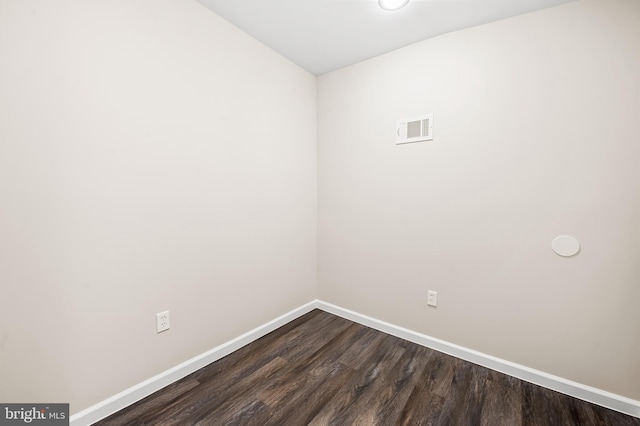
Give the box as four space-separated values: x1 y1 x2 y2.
427 291 438 307
156 311 170 333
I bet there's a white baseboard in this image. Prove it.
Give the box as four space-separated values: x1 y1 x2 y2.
70 301 317 426
72 299 639 425
316 300 640 419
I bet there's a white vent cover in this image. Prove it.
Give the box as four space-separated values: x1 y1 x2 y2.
396 114 433 145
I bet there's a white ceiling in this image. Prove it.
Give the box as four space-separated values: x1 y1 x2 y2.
197 0 575 75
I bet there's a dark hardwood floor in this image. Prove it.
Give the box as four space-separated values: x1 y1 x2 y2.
95 310 640 425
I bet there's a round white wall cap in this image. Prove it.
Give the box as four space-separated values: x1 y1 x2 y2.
552 235 580 257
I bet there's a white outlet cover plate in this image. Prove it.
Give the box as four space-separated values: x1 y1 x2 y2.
156 311 170 333
427 291 438 307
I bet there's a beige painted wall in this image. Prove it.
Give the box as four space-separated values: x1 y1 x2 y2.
318 0 640 401
0 0 316 413
1 0 638 415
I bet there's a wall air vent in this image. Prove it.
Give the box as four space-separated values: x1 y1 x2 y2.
396 114 433 145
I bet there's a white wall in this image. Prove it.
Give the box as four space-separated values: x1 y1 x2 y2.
318 0 640 401
0 0 316 413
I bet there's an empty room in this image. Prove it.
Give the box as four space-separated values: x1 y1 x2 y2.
0 0 638 424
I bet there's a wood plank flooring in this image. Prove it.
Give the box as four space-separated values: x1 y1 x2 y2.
95 310 640 426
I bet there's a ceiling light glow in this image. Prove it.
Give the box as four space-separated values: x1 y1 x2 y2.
378 0 409 11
